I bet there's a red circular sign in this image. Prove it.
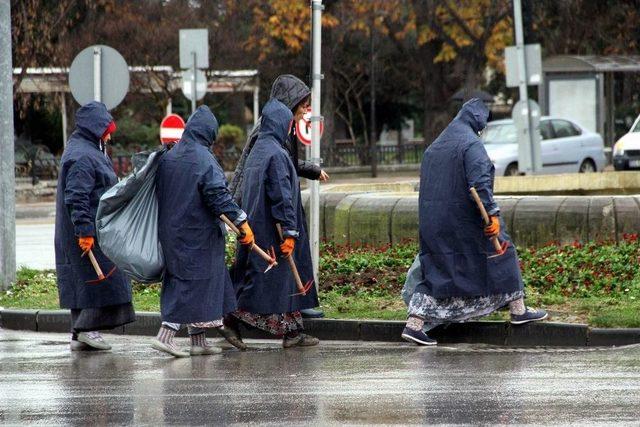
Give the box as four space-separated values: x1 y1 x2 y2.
160 114 186 144
296 108 324 146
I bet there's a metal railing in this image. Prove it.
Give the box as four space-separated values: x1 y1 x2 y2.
321 141 425 167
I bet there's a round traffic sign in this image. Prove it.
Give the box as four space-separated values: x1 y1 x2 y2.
160 114 186 144
295 108 323 146
68 45 129 110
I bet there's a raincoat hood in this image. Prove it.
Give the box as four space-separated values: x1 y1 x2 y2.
259 99 293 146
454 98 490 133
74 101 113 142
269 74 311 111
182 105 219 147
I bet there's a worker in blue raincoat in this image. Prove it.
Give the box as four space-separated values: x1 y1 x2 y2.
226 99 320 349
55 101 135 352
230 74 330 319
152 106 255 357
401 98 548 346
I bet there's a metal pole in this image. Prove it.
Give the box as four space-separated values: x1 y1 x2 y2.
253 86 259 126
166 98 172 115
61 92 68 148
0 0 16 290
93 46 102 102
191 52 197 114
369 20 377 178
309 0 323 286
513 0 537 174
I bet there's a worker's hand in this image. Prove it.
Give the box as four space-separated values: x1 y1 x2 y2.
238 222 255 246
484 215 500 237
319 170 330 182
280 237 296 258
78 236 95 253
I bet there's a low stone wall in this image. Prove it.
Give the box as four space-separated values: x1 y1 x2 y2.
302 191 640 248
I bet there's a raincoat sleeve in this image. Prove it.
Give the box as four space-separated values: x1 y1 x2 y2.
464 140 500 216
201 160 246 225
297 159 322 180
265 153 299 238
229 122 260 203
63 156 97 237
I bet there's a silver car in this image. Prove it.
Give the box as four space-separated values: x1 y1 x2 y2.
481 117 606 176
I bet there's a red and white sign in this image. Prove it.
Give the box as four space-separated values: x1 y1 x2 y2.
296 108 324 146
160 113 186 144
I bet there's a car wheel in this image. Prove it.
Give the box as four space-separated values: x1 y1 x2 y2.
579 159 596 173
504 163 519 176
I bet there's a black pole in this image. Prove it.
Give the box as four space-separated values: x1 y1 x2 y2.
369 22 377 178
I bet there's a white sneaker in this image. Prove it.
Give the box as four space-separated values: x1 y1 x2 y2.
151 339 190 358
70 339 90 351
77 331 112 350
190 344 223 356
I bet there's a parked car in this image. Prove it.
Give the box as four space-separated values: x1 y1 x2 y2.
481 117 606 176
613 114 640 170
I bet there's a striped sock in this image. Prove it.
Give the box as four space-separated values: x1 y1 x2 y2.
157 326 177 345
190 332 207 347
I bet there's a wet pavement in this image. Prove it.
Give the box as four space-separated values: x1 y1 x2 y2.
1 330 639 425
16 219 55 270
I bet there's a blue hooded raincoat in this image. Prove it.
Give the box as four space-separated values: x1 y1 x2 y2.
55 101 132 309
414 98 524 299
233 99 319 314
156 106 244 324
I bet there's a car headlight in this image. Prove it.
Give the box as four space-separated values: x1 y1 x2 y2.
613 142 624 157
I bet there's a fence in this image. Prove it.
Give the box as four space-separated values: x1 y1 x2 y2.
321 141 425 168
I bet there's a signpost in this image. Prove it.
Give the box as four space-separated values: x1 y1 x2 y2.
179 29 209 114
296 108 324 146
181 69 207 103
160 114 186 144
68 45 129 109
309 0 323 286
505 0 542 175
0 0 15 290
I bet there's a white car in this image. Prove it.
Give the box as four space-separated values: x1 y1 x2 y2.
613 114 640 170
481 117 606 176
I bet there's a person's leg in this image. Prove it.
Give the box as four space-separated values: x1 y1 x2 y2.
401 293 437 346
151 322 189 357
69 309 89 351
188 324 222 356
215 313 248 351
282 312 319 348
72 309 112 351
509 297 548 324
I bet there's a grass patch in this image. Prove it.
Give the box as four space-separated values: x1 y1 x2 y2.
1 239 639 328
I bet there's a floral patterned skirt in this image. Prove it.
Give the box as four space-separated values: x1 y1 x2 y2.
233 310 304 337
408 290 525 325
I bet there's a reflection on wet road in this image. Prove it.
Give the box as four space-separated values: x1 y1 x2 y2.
1 331 639 425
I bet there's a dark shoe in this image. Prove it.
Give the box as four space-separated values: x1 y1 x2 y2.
401 327 437 346
510 308 548 325
300 308 325 319
216 326 248 351
283 333 320 348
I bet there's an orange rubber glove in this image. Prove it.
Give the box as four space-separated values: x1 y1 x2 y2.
280 237 296 258
484 216 500 237
238 222 255 246
78 236 95 253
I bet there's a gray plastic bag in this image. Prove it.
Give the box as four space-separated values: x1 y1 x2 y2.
401 254 422 306
96 148 166 283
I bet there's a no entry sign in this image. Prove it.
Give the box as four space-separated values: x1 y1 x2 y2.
296 108 323 146
160 114 185 144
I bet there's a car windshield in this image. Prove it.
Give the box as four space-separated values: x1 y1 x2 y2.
481 123 517 144
632 120 640 133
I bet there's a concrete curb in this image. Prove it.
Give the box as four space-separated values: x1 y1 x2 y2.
2 309 640 347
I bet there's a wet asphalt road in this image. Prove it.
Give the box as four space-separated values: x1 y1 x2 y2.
1 331 639 425
16 219 55 270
